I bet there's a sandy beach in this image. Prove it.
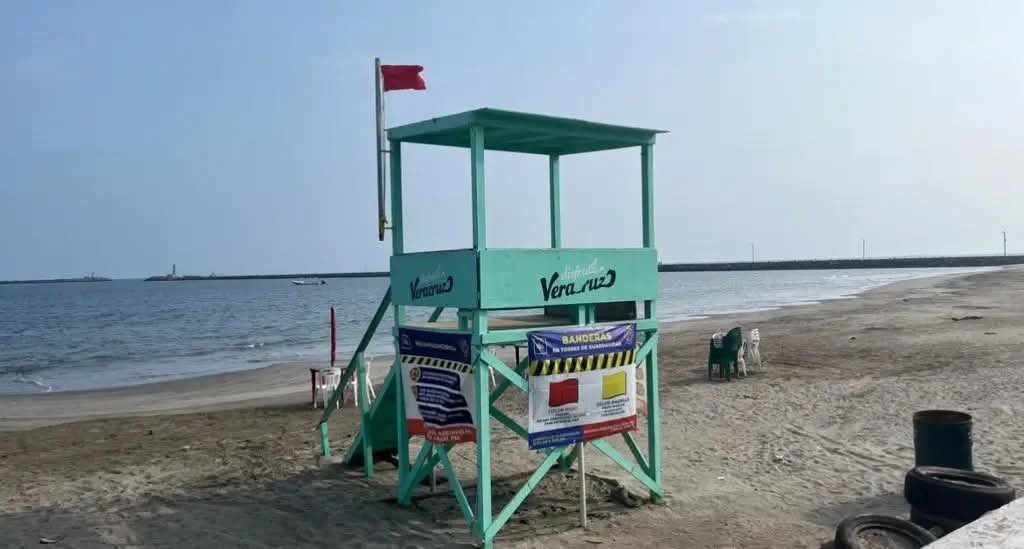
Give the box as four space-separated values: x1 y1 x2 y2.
2 267 1022 548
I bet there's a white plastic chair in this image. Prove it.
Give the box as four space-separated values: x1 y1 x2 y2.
745 329 762 371
345 356 377 408
313 367 342 409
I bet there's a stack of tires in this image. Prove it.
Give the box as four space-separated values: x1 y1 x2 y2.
904 466 1016 536
904 410 1016 537
829 410 1017 547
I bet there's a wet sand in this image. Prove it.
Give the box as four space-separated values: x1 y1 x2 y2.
2 268 1022 548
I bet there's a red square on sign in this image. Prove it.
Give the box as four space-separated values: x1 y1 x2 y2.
548 378 579 407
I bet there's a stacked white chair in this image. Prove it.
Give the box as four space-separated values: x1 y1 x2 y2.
346 357 377 408
313 367 342 409
745 329 762 371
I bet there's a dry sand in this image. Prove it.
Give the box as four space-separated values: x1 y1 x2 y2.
2 268 1022 548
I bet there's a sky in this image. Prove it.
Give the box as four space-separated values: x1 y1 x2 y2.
1 1 1022 279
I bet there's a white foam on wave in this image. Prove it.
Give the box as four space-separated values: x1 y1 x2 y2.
12 374 53 393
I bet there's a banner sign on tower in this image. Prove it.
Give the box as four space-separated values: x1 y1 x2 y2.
399 327 477 444
526 324 638 450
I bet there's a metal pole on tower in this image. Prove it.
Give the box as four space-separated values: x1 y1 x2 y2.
375 57 387 241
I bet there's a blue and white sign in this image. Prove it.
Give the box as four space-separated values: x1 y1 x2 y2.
399 328 478 444
527 324 638 450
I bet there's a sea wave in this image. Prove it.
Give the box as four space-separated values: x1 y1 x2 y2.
12 374 53 393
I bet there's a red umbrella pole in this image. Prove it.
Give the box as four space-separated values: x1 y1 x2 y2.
330 307 336 366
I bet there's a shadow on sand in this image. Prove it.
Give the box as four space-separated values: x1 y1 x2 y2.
0 458 645 548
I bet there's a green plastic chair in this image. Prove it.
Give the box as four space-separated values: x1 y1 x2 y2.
708 326 743 381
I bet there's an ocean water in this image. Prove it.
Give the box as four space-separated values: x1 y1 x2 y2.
0 268 988 394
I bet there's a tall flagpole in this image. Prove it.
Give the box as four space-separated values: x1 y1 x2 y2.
375 57 387 241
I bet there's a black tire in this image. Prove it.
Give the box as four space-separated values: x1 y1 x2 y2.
834 515 936 549
904 466 1016 521
909 505 967 537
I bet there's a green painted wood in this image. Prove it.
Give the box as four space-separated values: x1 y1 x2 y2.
389 140 410 495
641 143 654 247
402 448 444 504
398 442 435 505
479 319 658 346
470 126 486 250
644 338 663 502
479 350 527 393
386 108 664 156
489 355 529 404
623 432 649 474
491 407 528 441
636 332 658 368
478 248 658 309
399 444 448 503
559 443 578 470
386 110 476 142
391 247 662 310
390 250 479 307
395 354 409 495
438 447 476 529
472 309 489 334
590 439 662 497
473 347 493 541
319 422 330 457
390 140 404 254
342 367 399 466
549 155 561 248
485 450 562 540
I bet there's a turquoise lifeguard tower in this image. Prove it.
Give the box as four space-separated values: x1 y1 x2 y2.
318 108 664 547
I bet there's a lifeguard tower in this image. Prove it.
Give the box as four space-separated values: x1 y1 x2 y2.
318 108 664 547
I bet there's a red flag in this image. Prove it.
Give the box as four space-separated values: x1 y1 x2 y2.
381 65 426 92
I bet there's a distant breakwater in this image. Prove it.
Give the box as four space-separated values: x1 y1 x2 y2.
659 255 1024 272
0 277 112 285
143 271 389 281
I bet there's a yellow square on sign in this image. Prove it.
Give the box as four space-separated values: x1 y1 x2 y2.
601 371 627 400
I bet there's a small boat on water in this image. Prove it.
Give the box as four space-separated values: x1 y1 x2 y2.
291 279 326 286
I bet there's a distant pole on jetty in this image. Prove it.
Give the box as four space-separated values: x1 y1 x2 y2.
1004 230 1008 256
750 242 755 262
861 237 866 260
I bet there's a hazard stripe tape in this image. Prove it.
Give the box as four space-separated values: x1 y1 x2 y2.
401 355 472 373
528 349 638 376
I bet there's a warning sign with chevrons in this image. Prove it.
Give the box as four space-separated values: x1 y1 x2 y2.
526 324 638 450
398 328 478 444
